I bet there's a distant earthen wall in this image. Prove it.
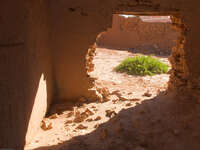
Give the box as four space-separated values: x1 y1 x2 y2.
97 14 178 54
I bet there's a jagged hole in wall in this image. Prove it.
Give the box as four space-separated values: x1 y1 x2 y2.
25 14 181 150
88 14 179 102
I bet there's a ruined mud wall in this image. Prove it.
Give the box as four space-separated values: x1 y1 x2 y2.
0 0 53 149
49 0 199 104
0 0 200 149
97 15 178 55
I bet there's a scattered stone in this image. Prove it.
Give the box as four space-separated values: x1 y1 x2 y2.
41 118 53 130
58 141 63 144
76 124 88 130
65 120 73 124
94 116 102 121
111 90 121 96
105 110 117 118
74 112 84 123
86 118 93 122
136 102 140 105
85 108 94 116
163 91 168 95
143 91 152 97
94 124 99 128
73 109 93 123
97 87 110 102
112 99 118 104
91 105 96 109
130 98 140 101
120 97 128 101
126 103 132 107
49 113 58 119
93 108 98 112
66 112 74 118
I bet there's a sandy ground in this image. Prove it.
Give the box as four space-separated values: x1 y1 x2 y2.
25 48 200 150
90 48 170 99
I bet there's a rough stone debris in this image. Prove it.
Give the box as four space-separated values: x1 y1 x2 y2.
49 113 59 119
94 116 102 121
76 124 88 130
0 0 200 149
41 119 53 131
106 110 117 118
73 108 94 123
143 91 152 97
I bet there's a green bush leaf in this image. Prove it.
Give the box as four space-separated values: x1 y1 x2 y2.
114 55 169 76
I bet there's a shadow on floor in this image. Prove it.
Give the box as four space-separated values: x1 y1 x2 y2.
34 92 200 150
47 98 102 116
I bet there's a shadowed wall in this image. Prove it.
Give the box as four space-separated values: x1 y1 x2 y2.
0 0 53 149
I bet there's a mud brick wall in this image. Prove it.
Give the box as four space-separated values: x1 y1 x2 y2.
97 14 178 55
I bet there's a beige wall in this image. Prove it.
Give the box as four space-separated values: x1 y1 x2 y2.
97 14 178 55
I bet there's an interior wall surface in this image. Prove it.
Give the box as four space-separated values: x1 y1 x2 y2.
49 0 112 101
0 0 53 149
97 14 178 54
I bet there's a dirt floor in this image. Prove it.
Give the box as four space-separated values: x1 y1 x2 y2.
90 48 170 100
25 48 200 150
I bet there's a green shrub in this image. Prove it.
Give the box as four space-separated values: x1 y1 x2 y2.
114 55 169 76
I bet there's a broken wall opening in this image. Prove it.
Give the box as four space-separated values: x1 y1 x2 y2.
96 14 177 56
87 14 180 101
25 12 187 150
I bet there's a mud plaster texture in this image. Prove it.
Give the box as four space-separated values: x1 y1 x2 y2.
0 0 200 149
0 0 53 149
97 14 178 55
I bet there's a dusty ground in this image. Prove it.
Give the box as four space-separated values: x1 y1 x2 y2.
90 48 170 100
25 48 200 150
